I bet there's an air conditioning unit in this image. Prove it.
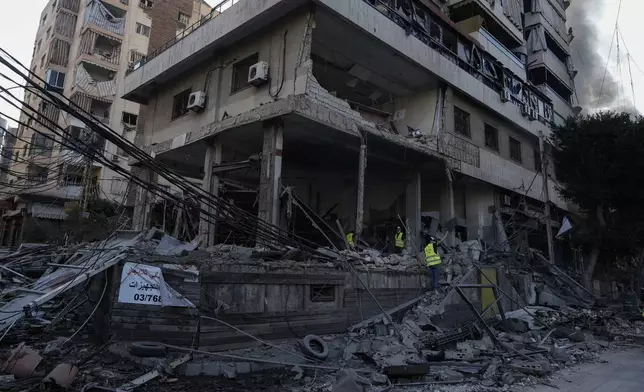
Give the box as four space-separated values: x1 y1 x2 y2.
521 105 530 117
248 61 269 87
187 91 206 112
502 195 511 206
501 88 511 102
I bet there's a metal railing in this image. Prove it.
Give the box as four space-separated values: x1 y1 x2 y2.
363 0 554 126
127 0 242 73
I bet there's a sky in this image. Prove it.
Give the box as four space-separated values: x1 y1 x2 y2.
0 0 642 126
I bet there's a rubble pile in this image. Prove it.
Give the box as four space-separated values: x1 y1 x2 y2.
2 231 644 391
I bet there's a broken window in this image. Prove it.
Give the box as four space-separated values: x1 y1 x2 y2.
509 137 522 163
40 54 45 69
122 112 138 127
171 88 192 120
178 12 190 25
231 53 259 93
135 22 151 37
30 133 54 157
37 39 42 53
44 69 65 92
310 285 335 302
484 123 499 151
454 106 470 138
139 0 153 8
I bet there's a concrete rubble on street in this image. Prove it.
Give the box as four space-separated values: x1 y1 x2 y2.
1 228 644 392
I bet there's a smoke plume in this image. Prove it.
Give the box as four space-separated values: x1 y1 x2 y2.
567 0 624 111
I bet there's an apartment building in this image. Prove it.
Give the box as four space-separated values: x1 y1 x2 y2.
0 0 210 246
123 0 576 260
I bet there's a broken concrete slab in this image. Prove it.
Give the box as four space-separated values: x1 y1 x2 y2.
506 360 552 376
383 363 431 378
332 369 370 392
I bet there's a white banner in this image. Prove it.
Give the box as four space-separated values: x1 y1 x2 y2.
118 262 194 307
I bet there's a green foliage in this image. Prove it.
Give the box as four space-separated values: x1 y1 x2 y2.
550 111 644 253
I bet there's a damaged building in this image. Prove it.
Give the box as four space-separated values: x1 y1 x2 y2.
124 0 577 260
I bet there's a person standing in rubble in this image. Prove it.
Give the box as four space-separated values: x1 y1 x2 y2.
424 236 442 289
394 226 405 254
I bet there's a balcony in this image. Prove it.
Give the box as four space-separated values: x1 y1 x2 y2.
538 85 572 126
525 12 570 56
78 29 122 69
57 0 81 14
70 91 113 124
469 28 525 80
83 0 127 37
74 62 117 101
528 50 574 89
447 0 524 48
54 10 78 39
47 38 71 67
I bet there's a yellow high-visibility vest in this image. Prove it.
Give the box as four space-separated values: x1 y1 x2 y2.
346 233 355 247
395 232 404 248
425 243 441 266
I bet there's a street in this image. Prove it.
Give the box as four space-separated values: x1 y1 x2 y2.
528 349 644 392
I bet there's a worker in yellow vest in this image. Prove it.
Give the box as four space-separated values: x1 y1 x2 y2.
346 231 356 249
394 226 405 254
424 236 442 289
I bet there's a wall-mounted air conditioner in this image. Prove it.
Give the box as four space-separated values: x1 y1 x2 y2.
501 88 511 103
187 91 206 112
248 61 269 87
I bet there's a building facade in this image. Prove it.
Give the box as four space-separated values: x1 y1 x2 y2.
123 0 576 259
1 0 210 245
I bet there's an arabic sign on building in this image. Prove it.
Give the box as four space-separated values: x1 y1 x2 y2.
118 262 194 308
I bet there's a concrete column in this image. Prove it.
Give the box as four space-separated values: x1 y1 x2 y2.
258 122 283 227
132 166 154 231
439 167 456 246
199 138 222 247
405 172 422 253
355 143 367 238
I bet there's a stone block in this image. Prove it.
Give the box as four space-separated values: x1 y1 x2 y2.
184 362 202 377
202 361 221 376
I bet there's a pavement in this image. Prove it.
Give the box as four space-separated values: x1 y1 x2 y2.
527 348 644 392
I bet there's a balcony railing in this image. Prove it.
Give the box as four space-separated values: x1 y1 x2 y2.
128 0 240 72
58 0 81 13
363 0 554 126
84 0 126 36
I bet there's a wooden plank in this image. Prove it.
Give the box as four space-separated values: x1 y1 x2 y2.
201 272 346 285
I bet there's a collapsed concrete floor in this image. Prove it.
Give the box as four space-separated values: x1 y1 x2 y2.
1 230 644 391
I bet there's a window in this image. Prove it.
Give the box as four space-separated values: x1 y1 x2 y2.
231 53 259 93
46 27 51 39
171 89 192 120
41 14 48 25
454 106 470 138
534 148 542 171
45 69 66 92
484 123 498 151
40 55 45 69
178 12 190 25
136 23 151 37
509 137 522 163
122 112 139 127
139 0 153 8
37 40 42 52
310 285 335 302
30 133 54 157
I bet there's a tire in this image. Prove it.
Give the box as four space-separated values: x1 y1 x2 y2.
129 341 167 357
300 334 329 360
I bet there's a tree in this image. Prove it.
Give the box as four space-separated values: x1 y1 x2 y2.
550 111 644 289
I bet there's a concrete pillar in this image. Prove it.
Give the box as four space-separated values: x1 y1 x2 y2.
355 143 367 238
405 172 421 253
132 166 154 231
258 121 283 227
199 138 222 247
439 167 456 246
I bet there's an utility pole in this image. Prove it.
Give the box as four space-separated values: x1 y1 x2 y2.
539 131 555 264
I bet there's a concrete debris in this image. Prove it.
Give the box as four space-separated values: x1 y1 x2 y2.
1 232 642 392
